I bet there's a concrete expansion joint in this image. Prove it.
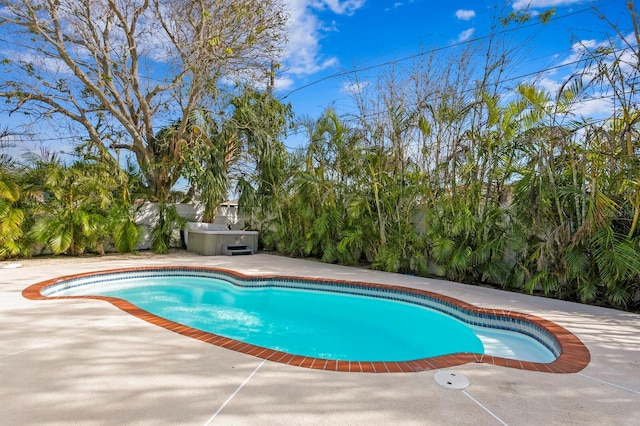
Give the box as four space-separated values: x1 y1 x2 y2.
204 358 267 425
577 372 640 395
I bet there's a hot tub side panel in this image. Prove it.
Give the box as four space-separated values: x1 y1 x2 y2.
186 231 258 256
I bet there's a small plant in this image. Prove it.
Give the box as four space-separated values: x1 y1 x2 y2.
150 202 185 254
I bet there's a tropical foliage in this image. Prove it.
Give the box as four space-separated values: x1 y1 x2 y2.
243 5 640 311
0 152 141 257
0 0 288 203
0 154 26 257
0 4 638 312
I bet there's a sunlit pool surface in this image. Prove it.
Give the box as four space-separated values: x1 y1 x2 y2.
24 267 591 373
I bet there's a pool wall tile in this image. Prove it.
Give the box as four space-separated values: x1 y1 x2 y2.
23 266 590 374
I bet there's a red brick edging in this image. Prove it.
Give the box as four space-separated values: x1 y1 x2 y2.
22 266 590 373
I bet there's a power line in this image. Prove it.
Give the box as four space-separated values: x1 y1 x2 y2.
1 0 629 148
284 41 633 132
0 0 621 98
278 1 618 100
10 84 628 145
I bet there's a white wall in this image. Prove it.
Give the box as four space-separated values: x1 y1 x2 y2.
134 202 251 249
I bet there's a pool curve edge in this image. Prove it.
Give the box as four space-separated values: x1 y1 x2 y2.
22 266 590 374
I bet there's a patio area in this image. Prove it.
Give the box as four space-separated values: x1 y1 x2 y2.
1 252 639 425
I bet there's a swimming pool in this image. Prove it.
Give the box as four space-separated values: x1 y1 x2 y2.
23 267 590 373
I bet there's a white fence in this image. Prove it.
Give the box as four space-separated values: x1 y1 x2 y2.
134 202 252 250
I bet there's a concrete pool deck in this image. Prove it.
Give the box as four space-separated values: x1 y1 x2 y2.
1 253 639 425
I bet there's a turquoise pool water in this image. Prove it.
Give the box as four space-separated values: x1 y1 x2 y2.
53 274 556 363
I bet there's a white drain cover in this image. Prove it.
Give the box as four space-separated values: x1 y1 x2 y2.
434 371 470 390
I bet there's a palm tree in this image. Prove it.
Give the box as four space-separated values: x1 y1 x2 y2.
0 155 26 258
27 158 138 255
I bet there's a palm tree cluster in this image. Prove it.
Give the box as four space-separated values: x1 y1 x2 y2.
0 151 141 257
243 18 640 311
2 5 639 312
0 85 293 257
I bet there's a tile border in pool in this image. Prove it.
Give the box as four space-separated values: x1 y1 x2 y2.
22 266 590 374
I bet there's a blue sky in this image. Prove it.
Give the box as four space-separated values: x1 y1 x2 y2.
0 0 632 156
275 0 631 132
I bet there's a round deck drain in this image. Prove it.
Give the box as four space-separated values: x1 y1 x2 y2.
434 371 469 390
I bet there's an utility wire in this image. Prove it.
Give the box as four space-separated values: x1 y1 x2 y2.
0 0 628 147
278 1 618 100
0 1 621 94
281 41 633 139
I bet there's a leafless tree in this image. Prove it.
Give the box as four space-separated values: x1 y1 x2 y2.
0 0 288 198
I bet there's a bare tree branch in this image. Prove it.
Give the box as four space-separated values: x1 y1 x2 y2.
0 0 288 198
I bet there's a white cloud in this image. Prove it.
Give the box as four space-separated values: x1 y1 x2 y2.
572 39 598 49
283 1 338 78
624 31 639 48
512 0 585 10
528 39 598 96
385 2 404 12
537 76 563 94
558 39 599 67
279 0 366 87
573 95 612 118
310 0 366 16
385 0 416 11
275 76 296 90
7 51 73 75
455 9 476 21
342 81 369 95
457 28 476 43
526 32 634 121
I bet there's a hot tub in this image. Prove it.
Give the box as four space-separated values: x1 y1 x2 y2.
185 222 258 256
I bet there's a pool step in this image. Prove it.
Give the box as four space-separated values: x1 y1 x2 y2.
222 243 254 256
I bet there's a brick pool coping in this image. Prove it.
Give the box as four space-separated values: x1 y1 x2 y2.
22 266 590 374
